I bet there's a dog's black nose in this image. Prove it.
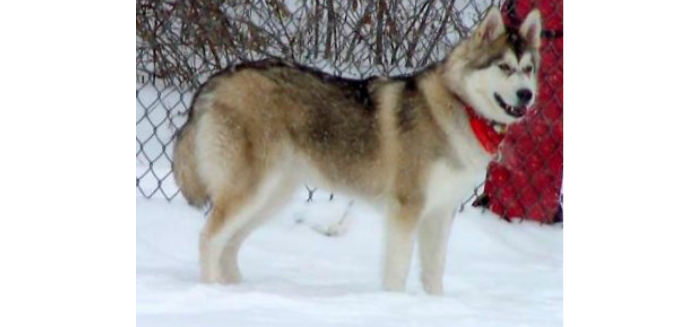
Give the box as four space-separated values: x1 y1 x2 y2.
517 89 533 103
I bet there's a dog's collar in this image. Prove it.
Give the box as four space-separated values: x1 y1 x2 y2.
462 104 506 154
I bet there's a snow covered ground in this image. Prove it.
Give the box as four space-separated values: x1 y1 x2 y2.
137 191 562 326
137 61 562 326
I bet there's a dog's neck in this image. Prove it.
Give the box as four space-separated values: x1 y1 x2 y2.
435 70 507 155
417 70 505 156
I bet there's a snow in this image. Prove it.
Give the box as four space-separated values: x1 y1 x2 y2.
137 192 562 326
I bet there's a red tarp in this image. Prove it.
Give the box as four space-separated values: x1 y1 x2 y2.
478 0 563 223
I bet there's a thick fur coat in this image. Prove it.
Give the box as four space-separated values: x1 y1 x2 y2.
173 7 542 295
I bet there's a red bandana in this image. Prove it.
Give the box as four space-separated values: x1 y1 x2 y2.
463 105 506 154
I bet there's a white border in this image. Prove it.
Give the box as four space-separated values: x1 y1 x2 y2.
1 2 134 326
566 1 699 326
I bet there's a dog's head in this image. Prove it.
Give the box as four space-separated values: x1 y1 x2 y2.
444 7 542 125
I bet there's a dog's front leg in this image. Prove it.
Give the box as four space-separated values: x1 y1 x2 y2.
418 208 456 295
383 202 422 292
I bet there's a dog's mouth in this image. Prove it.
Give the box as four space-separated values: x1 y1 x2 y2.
494 93 527 118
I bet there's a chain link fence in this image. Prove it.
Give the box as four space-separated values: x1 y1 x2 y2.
136 0 562 222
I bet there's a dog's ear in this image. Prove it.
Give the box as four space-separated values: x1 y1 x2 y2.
519 9 542 48
476 7 505 44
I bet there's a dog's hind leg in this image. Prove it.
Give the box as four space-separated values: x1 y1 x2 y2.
218 171 297 283
417 208 456 295
199 191 253 284
199 164 296 284
382 201 423 292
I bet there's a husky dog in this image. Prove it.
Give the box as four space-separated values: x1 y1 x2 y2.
173 7 542 295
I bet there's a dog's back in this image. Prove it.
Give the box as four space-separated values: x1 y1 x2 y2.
174 59 394 203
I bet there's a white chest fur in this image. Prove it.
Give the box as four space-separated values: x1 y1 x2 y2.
423 160 486 216
422 133 492 217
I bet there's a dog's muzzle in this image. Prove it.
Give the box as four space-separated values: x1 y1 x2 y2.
494 93 528 118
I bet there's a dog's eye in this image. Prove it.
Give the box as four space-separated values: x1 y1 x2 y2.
498 64 511 72
523 65 534 74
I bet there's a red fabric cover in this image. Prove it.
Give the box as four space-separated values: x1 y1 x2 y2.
481 0 563 223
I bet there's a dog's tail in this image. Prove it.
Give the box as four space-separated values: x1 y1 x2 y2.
173 112 209 208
